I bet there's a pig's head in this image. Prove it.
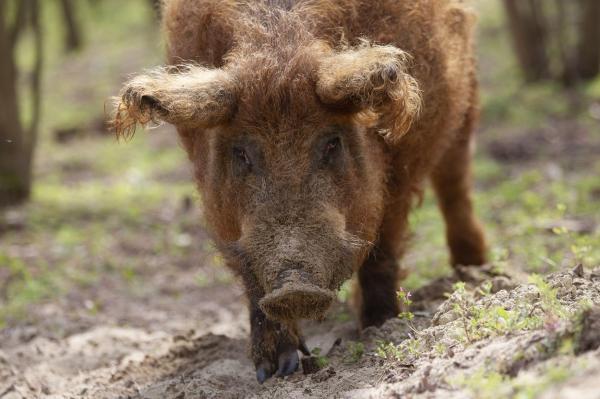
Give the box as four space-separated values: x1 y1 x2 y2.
112 40 421 322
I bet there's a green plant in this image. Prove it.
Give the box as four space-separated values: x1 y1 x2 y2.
528 274 569 331
345 341 365 363
311 347 329 368
448 281 543 344
397 287 414 321
452 362 573 399
375 340 404 361
451 368 507 399
434 342 447 356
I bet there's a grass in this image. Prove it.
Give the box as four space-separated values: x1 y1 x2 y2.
404 154 600 291
451 363 572 399
374 271 594 394
0 0 198 325
344 341 365 363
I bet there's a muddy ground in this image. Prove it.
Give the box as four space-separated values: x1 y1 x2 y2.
1 262 600 398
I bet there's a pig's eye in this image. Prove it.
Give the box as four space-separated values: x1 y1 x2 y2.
232 146 252 172
322 136 342 165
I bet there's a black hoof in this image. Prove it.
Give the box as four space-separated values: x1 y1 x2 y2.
274 348 299 378
256 361 273 384
255 341 305 383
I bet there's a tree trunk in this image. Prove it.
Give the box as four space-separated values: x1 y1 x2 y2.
0 3 29 206
503 0 551 82
59 0 81 52
147 0 161 18
0 0 42 208
576 0 600 80
554 0 578 85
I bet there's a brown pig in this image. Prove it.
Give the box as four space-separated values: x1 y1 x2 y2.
111 0 487 383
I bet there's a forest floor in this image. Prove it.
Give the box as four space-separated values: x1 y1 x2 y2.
1 251 600 399
1 1 600 398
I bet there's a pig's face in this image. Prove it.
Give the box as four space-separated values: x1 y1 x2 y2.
210 113 380 321
112 42 421 321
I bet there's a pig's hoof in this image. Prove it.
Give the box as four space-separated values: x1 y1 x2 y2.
274 347 299 378
256 361 273 384
255 342 302 383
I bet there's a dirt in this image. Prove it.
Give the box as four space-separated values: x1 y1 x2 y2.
1 265 599 399
483 119 600 170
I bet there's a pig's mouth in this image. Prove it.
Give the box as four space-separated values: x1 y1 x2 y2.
259 282 335 321
258 268 335 321
219 237 359 322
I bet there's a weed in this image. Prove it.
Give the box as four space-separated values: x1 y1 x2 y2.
345 341 365 363
311 347 329 368
397 287 414 321
528 275 569 322
375 340 404 361
434 342 447 356
447 281 545 344
452 362 573 399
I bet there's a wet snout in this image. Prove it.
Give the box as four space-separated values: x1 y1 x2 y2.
259 265 335 321
240 203 362 322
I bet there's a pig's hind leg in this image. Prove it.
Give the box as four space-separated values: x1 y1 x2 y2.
430 102 487 268
357 245 401 327
356 193 414 327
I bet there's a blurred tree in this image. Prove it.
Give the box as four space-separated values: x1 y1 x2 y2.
89 0 161 18
503 0 550 82
59 0 82 52
503 0 600 85
148 0 161 17
576 0 600 80
0 0 42 207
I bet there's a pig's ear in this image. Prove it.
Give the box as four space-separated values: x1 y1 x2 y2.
111 66 237 139
316 44 422 140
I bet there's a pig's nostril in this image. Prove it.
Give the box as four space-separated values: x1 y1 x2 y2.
281 260 304 271
262 261 334 320
272 267 312 290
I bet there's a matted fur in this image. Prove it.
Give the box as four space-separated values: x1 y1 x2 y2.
111 66 236 140
316 43 421 140
112 3 423 141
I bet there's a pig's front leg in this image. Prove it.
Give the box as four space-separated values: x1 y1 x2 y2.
249 297 309 383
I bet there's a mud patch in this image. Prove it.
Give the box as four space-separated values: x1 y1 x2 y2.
483 120 600 169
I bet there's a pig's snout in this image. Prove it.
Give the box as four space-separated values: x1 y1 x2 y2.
259 283 335 321
259 267 335 321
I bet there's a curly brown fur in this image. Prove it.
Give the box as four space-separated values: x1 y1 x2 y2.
316 42 421 140
111 65 237 139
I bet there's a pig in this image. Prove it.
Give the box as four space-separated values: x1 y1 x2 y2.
111 0 487 383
